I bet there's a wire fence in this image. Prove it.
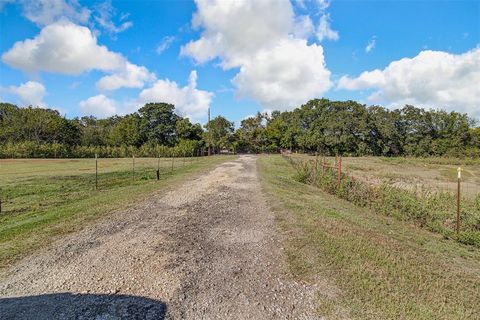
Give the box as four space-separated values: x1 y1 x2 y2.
282 152 480 246
0 154 209 215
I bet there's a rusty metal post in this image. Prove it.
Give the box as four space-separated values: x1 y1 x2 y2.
171 156 174 172
156 155 160 181
337 156 342 193
314 153 318 185
95 153 98 190
132 154 135 182
322 157 325 175
457 167 462 234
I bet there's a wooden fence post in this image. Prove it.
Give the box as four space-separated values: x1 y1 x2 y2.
171 156 174 172
156 155 160 181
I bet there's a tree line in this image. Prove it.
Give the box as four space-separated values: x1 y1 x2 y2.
236 99 480 157
1 99 479 158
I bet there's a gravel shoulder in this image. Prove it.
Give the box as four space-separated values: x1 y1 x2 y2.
0 155 319 319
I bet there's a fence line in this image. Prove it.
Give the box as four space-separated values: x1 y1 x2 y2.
281 152 479 243
0 153 213 215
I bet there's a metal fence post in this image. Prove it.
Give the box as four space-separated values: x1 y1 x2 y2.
95 153 98 190
337 156 342 193
457 167 462 234
156 155 160 181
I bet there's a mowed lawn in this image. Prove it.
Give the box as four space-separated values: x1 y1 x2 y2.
0 156 235 269
258 155 480 320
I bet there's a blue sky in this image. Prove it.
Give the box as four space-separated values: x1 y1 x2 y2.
0 0 479 125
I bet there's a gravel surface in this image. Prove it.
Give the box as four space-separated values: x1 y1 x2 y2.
0 155 319 319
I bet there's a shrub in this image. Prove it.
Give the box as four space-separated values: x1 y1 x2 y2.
292 160 313 183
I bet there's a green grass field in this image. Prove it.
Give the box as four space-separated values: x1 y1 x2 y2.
258 155 480 319
0 156 235 269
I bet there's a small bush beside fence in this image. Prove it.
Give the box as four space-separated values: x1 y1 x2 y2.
283 154 480 248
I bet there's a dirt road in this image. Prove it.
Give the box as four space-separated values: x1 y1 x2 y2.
0 155 318 319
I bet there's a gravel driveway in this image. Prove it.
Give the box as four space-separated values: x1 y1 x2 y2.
0 155 318 319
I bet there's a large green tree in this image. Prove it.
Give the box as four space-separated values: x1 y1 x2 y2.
205 116 234 153
236 112 269 153
138 103 179 146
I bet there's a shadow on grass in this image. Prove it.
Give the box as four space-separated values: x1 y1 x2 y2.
0 292 167 320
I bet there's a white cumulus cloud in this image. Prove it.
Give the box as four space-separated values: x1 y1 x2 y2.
233 38 331 109
97 62 156 91
79 94 117 118
8 81 47 107
138 71 213 121
2 21 123 74
2 21 154 90
338 48 480 117
181 0 332 110
182 0 294 68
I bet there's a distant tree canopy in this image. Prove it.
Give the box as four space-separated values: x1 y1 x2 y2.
0 99 479 158
236 99 478 157
0 102 80 145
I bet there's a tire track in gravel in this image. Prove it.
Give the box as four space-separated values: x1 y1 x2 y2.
0 155 319 319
